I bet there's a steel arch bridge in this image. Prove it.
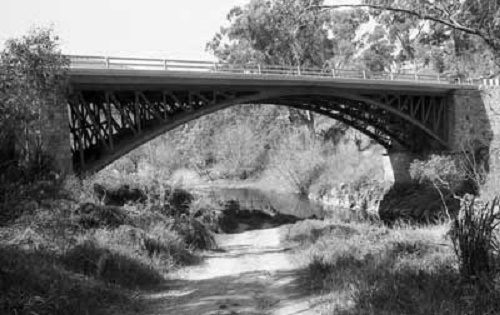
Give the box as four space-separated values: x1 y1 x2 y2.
66 56 477 174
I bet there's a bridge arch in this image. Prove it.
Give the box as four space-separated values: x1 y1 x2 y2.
68 87 449 174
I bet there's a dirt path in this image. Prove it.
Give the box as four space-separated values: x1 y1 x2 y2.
143 225 315 315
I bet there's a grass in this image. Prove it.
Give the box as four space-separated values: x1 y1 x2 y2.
285 218 500 315
0 176 214 315
0 246 141 315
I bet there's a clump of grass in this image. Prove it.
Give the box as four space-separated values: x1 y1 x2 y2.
450 195 500 281
61 239 164 289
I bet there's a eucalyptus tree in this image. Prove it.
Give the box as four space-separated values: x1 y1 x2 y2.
312 0 500 77
207 0 372 132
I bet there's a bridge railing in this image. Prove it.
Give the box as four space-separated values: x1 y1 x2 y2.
68 55 478 85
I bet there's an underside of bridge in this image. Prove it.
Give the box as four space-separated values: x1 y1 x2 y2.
67 85 449 175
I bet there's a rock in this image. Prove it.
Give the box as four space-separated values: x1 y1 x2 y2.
93 183 147 206
76 202 128 229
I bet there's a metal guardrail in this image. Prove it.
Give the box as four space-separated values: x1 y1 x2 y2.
68 55 479 86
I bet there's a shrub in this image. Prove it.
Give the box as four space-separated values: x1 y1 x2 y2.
76 203 128 229
171 216 217 250
93 183 147 206
378 183 460 223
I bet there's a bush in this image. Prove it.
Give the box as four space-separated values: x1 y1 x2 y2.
378 183 460 223
170 216 217 250
76 203 128 229
93 183 147 206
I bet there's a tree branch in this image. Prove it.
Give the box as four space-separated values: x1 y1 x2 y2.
309 4 483 38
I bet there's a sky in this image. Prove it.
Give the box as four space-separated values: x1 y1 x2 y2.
2 0 359 61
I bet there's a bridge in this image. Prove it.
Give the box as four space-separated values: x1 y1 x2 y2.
41 55 499 183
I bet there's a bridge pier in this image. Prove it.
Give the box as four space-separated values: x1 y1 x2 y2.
384 144 417 184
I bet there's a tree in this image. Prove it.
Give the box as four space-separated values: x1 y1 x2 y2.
0 27 69 174
207 0 341 133
311 0 500 77
208 0 334 67
326 9 369 70
358 25 396 72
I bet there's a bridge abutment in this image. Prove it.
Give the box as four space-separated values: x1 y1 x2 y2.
449 88 500 192
41 96 72 176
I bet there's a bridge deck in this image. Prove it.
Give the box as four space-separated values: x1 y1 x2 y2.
69 68 476 94
68 55 478 94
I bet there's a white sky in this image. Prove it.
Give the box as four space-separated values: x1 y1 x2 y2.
2 0 359 61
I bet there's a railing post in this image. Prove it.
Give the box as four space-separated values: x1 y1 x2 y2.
390 73 394 80
163 59 168 70
414 72 418 81
258 64 261 75
458 77 461 85
437 73 440 82
297 65 301 76
213 62 218 72
363 70 366 79
332 69 336 78
105 56 110 69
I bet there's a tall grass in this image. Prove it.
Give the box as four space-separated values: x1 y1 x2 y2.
286 219 500 315
0 173 216 314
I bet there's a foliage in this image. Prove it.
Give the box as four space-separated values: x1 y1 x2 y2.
327 9 369 69
358 25 396 73
379 183 460 224
269 131 326 196
0 27 69 177
211 121 263 179
207 0 333 67
410 154 474 220
410 154 464 192
316 0 500 77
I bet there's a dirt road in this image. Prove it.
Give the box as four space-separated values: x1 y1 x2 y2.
143 226 315 315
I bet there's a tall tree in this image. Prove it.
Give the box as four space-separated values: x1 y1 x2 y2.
207 0 334 67
311 0 500 77
357 25 396 73
208 0 338 132
327 9 369 69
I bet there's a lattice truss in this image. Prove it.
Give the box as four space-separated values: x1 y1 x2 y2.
68 89 448 173
263 93 447 150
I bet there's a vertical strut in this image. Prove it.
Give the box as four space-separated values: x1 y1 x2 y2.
135 92 142 133
105 92 114 150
